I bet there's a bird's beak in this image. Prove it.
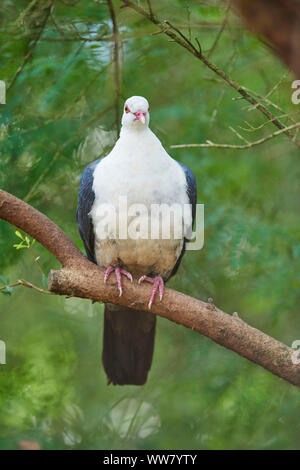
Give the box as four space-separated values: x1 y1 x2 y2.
134 111 146 124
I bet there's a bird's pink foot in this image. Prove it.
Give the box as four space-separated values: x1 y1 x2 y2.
104 266 133 296
138 275 164 310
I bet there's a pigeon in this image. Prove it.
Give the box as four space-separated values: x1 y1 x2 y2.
77 96 197 386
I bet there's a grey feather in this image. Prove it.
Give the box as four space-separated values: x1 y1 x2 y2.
76 158 102 264
169 161 197 279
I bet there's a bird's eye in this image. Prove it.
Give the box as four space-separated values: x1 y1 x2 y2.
125 105 130 113
148 106 150 112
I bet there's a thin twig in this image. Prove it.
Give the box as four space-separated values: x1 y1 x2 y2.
186 3 191 42
246 72 289 111
107 0 121 134
7 1 53 93
146 0 154 20
207 4 230 58
36 34 111 42
164 20 199 56
27 244 45 276
0 279 53 295
229 125 250 145
171 122 300 150
239 111 300 133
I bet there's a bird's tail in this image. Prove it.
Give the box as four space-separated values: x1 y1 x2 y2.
102 303 156 386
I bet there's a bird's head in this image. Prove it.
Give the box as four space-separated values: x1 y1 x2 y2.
121 96 150 130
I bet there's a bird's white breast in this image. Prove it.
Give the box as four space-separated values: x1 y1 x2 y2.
90 128 190 277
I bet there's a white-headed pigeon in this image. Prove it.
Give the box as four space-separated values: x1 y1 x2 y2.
77 96 197 386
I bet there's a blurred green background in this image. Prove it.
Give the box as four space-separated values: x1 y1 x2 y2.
1 0 300 450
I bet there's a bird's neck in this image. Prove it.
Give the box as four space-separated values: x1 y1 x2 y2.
119 124 150 139
113 125 165 163
118 125 159 148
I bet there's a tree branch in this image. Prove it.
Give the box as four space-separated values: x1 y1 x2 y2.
171 122 300 150
0 190 83 268
0 279 53 296
1 189 300 387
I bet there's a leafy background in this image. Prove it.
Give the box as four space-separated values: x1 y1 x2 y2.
1 0 300 450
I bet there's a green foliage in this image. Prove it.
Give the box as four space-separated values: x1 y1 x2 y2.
0 275 13 296
13 230 36 249
0 0 300 450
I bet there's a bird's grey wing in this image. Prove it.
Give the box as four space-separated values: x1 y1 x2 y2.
76 158 102 264
169 161 197 279
179 161 197 227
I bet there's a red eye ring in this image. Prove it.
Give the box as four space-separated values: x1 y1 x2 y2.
125 105 130 113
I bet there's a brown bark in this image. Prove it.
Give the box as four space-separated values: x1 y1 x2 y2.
1 189 300 387
230 0 300 78
0 189 84 268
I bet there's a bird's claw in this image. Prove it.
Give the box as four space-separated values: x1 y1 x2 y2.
138 275 164 309
104 266 133 296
